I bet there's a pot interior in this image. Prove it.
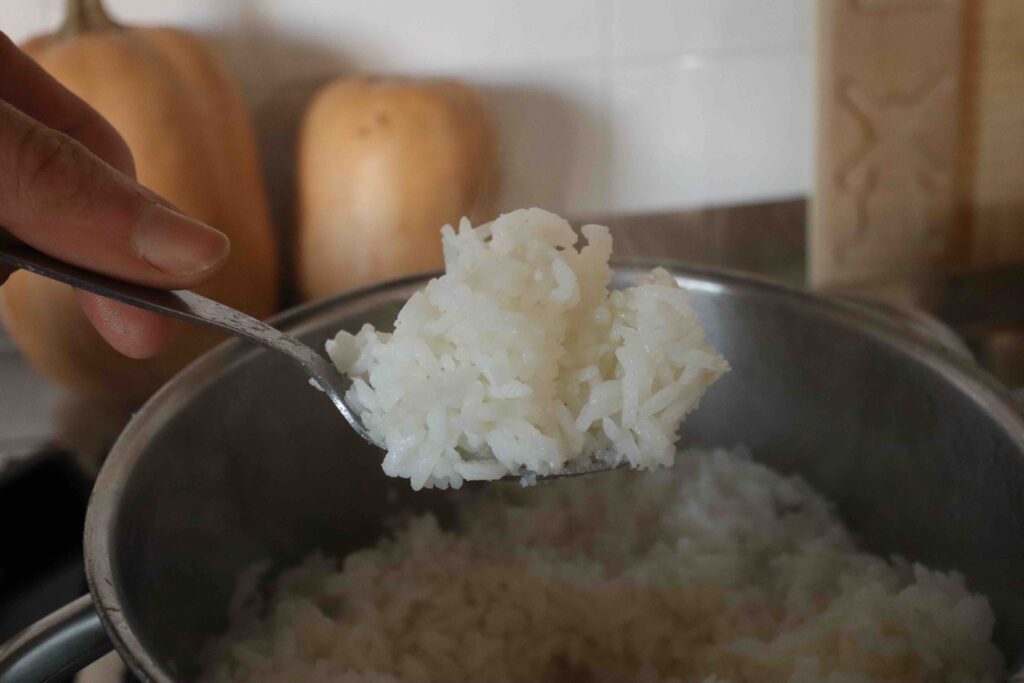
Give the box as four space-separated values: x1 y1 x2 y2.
90 268 1024 680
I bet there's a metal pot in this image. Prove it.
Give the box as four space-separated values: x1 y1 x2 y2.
3 264 1024 682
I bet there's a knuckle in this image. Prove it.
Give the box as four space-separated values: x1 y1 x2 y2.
105 134 136 177
62 113 136 177
15 126 95 213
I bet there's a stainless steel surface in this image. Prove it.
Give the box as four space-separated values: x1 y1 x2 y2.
830 294 976 363
0 596 109 683
0 231 374 448
2 264 1018 682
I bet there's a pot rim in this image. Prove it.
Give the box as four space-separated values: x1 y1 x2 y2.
83 262 1024 682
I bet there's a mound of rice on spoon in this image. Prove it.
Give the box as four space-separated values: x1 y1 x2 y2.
327 208 729 489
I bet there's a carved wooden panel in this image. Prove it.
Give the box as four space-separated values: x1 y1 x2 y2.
811 0 965 287
963 0 1024 267
812 0 1024 288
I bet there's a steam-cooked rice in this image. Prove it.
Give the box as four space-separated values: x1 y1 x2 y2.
327 209 729 489
199 448 1003 683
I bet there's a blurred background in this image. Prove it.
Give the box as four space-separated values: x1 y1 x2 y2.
1 0 815 219
0 1 1021 679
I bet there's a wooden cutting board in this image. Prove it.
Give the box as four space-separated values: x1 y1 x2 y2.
811 0 1024 288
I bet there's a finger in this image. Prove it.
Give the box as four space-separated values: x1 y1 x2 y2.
0 31 134 176
74 289 174 359
0 101 230 290
0 33 201 359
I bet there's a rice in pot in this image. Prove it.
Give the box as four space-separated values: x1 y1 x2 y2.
199 448 1004 683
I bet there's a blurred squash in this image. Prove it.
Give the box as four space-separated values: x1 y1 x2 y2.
0 0 279 399
296 78 497 300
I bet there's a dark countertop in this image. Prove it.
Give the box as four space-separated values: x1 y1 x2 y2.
595 198 807 285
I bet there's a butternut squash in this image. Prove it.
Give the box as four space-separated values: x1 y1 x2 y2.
296 78 497 300
1 0 279 398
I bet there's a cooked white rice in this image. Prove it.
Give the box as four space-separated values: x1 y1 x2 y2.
327 209 729 489
199 448 1003 683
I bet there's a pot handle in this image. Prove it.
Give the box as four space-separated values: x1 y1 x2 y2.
0 595 112 683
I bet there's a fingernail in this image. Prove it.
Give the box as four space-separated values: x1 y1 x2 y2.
133 204 230 277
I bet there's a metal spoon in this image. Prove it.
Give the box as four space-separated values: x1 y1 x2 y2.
0 230 375 446
0 231 617 483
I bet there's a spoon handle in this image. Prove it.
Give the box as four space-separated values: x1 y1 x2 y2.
0 229 373 446
0 228 349 390
0 228 306 355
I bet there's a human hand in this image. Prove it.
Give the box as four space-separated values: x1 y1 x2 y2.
0 32 229 359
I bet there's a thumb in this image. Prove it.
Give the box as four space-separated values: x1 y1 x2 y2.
0 100 229 289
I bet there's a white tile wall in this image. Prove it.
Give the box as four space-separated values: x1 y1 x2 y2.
1 0 812 217
256 0 605 73
610 52 812 212
611 0 809 61
480 67 610 216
